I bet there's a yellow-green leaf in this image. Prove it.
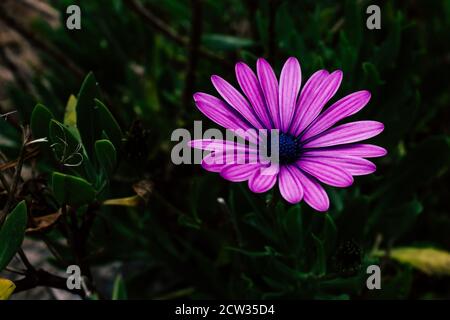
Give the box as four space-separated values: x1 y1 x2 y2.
0 278 15 300
377 247 450 276
64 94 78 127
103 195 142 207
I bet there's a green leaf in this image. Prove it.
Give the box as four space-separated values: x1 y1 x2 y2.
0 201 28 271
94 99 123 149
311 233 326 276
322 214 337 255
112 274 127 300
30 104 54 139
202 34 254 51
363 62 384 86
95 139 117 174
76 72 101 159
64 95 78 127
282 204 303 248
52 172 96 206
49 120 85 168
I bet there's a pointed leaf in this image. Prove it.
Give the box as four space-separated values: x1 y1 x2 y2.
52 172 95 206
95 139 117 174
30 104 54 139
0 201 28 271
112 275 127 300
76 72 102 159
94 99 123 149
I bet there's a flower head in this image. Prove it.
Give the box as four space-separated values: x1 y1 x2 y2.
189 57 386 212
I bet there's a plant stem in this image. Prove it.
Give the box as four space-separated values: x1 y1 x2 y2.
0 127 29 225
13 269 86 298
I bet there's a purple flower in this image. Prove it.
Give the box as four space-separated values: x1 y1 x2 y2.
189 57 386 212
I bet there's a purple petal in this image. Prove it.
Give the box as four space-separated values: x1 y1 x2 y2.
291 70 343 136
201 151 259 173
193 93 258 143
257 58 280 129
288 69 329 135
303 144 387 158
297 158 354 187
301 90 371 140
279 57 302 132
201 152 229 172
278 165 304 204
294 168 330 212
220 163 262 182
188 139 257 153
304 155 376 176
235 62 273 129
248 166 279 193
211 75 263 129
193 92 249 129
303 121 384 148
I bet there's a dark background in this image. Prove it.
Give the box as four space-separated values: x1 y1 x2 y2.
0 0 449 299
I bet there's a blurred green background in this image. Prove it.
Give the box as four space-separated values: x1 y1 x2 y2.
0 0 449 299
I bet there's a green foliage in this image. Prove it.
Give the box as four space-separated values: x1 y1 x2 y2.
76 72 102 160
112 274 128 300
95 139 117 174
0 201 28 271
31 104 54 139
52 172 96 207
1 0 448 299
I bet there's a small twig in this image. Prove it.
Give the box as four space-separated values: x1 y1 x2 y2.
126 0 187 46
125 0 231 68
4 267 26 276
39 234 69 266
182 0 203 111
0 171 10 193
0 127 29 225
17 248 35 272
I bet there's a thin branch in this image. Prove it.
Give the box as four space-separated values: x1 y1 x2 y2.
18 248 35 272
0 127 29 225
13 269 85 298
0 170 10 193
182 0 203 109
126 0 187 45
4 267 26 276
39 234 69 266
125 0 231 68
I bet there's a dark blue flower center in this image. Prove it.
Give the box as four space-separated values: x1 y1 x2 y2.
278 133 301 164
